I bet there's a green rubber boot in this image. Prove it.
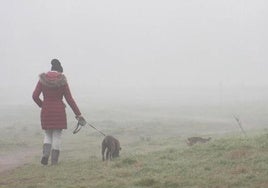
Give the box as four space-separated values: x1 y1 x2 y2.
51 149 60 165
41 143 51 165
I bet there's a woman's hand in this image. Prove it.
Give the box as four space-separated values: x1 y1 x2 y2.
75 115 83 120
76 115 86 126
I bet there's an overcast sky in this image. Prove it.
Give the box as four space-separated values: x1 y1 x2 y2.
1 0 268 105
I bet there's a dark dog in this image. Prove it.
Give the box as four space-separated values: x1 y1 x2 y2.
102 135 121 161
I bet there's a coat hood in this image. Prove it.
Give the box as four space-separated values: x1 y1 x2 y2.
39 71 67 88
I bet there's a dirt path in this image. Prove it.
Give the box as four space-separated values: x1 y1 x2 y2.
0 147 39 174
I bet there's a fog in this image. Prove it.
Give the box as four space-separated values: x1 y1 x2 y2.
1 0 268 107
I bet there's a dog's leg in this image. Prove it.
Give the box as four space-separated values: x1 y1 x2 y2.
110 144 116 160
102 142 106 161
102 149 106 161
109 151 112 160
106 148 110 160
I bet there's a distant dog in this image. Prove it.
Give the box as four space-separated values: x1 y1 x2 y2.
186 137 211 146
102 135 121 161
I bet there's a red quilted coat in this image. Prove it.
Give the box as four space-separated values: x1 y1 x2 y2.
32 71 81 130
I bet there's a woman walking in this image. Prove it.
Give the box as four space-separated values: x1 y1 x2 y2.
32 59 84 165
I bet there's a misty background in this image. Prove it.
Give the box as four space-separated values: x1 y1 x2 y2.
1 0 268 110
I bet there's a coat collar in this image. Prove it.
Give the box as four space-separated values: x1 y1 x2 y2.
39 71 67 88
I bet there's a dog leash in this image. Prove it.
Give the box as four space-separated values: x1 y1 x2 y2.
73 118 139 161
73 118 106 136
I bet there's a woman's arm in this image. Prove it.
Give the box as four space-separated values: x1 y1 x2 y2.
63 83 81 117
32 81 43 108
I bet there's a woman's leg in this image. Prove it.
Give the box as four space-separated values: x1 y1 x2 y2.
51 129 62 150
51 129 62 165
41 130 53 165
44 129 53 144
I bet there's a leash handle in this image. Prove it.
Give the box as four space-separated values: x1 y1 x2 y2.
73 122 82 134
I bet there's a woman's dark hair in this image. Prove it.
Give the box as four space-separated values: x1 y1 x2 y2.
51 59 63 73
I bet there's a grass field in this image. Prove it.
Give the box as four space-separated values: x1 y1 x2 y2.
0 103 267 187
